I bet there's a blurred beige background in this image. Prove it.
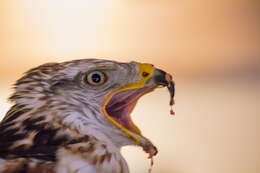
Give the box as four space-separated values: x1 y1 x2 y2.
0 0 259 173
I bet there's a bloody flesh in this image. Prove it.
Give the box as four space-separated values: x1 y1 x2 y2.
148 73 176 173
165 73 175 115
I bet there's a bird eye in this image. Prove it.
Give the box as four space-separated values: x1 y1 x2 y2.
85 71 107 86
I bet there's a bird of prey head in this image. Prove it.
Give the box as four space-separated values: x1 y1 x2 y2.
0 59 174 173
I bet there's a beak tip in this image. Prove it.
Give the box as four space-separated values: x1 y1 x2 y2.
165 73 173 84
154 69 171 86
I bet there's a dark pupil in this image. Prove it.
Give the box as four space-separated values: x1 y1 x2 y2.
91 73 101 83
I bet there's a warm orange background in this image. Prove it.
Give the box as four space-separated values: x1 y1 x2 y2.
0 1 259 173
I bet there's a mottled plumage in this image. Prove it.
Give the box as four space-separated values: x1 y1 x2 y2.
0 59 173 173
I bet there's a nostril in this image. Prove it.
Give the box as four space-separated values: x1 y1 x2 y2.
142 72 149 77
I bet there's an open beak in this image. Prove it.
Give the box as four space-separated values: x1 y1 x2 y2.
102 64 174 157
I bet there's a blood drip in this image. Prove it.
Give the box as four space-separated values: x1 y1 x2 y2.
167 78 175 116
170 107 175 115
147 72 175 173
148 157 154 173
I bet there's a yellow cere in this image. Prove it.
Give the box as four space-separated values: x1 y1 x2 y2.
102 63 154 144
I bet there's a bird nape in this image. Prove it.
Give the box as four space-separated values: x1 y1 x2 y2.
0 59 175 173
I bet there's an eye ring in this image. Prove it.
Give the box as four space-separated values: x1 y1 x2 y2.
84 71 107 86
